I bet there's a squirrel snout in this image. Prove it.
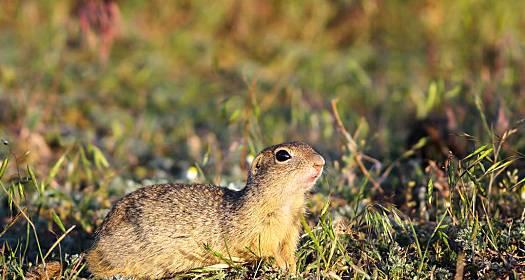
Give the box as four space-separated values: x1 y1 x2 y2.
312 154 325 168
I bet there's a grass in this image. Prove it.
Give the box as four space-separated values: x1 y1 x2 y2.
1 0 525 279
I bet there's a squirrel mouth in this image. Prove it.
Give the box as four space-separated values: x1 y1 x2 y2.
307 176 319 184
306 167 323 184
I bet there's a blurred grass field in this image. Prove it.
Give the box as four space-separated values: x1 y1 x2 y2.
1 1 525 279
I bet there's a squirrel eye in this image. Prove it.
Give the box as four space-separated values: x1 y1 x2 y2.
275 150 292 162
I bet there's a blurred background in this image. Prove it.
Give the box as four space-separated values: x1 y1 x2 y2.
0 0 525 278
2 0 525 174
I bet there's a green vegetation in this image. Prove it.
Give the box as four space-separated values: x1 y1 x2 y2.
1 1 524 279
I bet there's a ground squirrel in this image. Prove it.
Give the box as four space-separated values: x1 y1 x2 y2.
86 141 325 279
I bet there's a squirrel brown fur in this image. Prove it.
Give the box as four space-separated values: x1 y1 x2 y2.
86 141 325 279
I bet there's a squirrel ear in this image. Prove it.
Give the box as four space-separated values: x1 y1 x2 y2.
250 154 264 176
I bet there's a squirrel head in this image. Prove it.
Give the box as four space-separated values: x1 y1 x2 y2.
247 141 325 193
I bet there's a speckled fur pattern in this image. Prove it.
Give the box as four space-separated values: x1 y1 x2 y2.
86 141 325 279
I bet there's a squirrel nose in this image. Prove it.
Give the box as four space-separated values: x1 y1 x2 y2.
313 154 325 167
